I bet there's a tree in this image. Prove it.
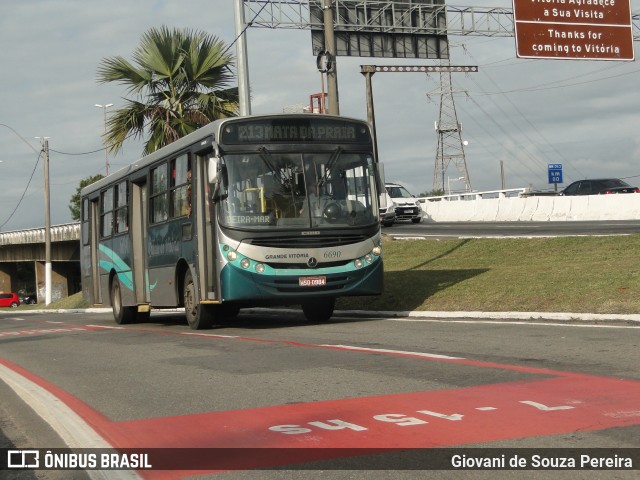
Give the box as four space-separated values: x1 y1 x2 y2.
97 26 239 155
69 174 104 221
419 189 444 197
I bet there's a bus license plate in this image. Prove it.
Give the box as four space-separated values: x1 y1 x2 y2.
299 276 326 287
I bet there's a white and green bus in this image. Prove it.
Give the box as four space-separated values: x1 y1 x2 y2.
80 114 384 329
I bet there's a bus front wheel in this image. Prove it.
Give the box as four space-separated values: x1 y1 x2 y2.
111 277 136 324
302 297 335 323
183 270 214 329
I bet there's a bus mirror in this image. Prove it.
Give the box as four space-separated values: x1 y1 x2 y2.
208 156 220 184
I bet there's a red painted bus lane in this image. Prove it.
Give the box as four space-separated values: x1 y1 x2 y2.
95 373 640 477
109 374 640 449
2 334 640 478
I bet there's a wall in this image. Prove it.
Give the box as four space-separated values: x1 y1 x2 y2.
418 194 640 222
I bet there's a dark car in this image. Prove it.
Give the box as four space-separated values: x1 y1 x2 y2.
0 292 20 308
560 178 640 196
20 293 37 305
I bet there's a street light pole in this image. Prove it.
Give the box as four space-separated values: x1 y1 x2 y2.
234 0 251 116
95 103 113 175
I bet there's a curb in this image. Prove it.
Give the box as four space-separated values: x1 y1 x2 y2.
11 307 640 323
336 309 640 323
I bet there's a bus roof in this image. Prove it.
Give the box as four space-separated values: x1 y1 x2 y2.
81 119 221 197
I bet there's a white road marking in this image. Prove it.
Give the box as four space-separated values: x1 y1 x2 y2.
0 363 140 480
389 318 640 329
320 344 464 360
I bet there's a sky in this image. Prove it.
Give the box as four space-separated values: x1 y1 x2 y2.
1 0 639 231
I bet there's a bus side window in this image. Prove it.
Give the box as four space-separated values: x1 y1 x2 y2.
171 154 192 218
114 181 129 233
151 164 169 223
100 188 114 238
82 198 90 245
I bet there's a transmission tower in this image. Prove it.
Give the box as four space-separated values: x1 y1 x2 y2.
360 63 476 193
430 58 471 193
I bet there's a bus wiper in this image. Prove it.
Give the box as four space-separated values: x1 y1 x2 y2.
318 146 343 187
257 146 292 188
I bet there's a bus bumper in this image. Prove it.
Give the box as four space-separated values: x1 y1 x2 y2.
220 258 383 302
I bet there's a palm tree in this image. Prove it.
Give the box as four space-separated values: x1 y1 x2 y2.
97 26 239 155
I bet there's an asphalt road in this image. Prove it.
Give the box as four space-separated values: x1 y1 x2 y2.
385 220 640 238
1 309 639 479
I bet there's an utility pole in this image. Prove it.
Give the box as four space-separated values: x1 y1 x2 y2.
323 0 339 115
360 65 378 162
36 137 52 305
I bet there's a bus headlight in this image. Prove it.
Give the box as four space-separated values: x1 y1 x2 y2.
372 245 382 256
364 254 373 264
255 263 265 274
354 258 363 269
227 250 238 261
240 258 251 269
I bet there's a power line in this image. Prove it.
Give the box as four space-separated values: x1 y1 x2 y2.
0 149 42 230
468 66 640 96
0 124 46 229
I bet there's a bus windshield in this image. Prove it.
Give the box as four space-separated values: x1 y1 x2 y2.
219 149 378 229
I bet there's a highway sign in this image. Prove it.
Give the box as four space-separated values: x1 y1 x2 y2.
548 164 563 184
512 0 634 60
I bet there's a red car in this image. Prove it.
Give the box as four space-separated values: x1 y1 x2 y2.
0 292 20 308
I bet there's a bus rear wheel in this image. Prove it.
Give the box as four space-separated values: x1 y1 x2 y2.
111 277 136 324
301 297 335 323
183 270 214 329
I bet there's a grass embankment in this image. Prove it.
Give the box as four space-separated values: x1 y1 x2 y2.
337 235 640 314
12 292 90 311
6 235 640 314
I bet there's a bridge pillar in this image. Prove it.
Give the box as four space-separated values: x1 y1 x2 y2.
35 261 79 303
0 263 17 292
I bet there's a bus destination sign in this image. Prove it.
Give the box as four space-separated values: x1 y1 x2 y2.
221 118 371 145
513 0 634 60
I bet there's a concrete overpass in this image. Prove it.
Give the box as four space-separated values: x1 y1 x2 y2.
0 223 80 303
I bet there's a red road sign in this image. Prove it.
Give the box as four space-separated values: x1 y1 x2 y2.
512 0 635 60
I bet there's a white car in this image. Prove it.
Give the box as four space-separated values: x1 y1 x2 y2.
385 183 422 223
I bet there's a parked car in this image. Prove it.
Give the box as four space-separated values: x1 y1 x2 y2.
0 292 20 308
386 183 422 223
20 293 37 305
379 190 396 227
560 178 640 196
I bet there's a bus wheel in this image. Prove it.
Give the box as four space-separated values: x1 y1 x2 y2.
111 277 136 324
302 297 335 323
183 270 214 329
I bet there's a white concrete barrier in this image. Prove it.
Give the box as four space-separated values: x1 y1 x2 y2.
418 190 640 222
